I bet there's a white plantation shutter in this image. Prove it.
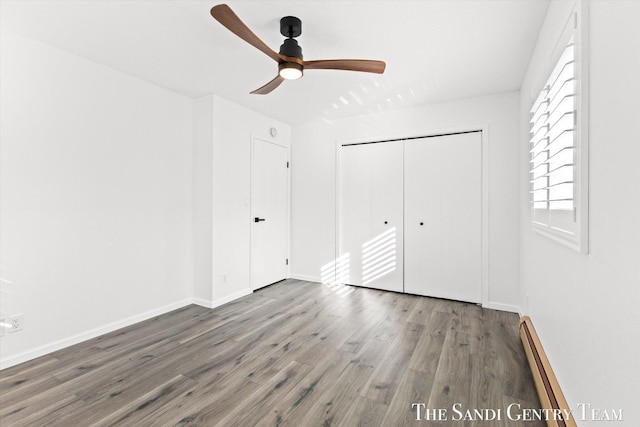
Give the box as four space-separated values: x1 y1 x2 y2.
529 5 588 252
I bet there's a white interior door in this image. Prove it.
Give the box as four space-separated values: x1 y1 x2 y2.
251 139 288 290
339 142 403 292
404 132 482 303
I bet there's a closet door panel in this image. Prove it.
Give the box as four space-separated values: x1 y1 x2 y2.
339 142 403 292
404 133 481 303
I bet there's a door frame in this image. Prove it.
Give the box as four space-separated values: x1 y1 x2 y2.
335 124 489 306
250 135 291 290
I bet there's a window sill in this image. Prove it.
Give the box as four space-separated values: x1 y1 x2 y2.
532 222 587 254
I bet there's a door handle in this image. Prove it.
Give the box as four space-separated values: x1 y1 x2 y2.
254 217 266 223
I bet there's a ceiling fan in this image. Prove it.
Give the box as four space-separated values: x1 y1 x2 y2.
210 4 386 94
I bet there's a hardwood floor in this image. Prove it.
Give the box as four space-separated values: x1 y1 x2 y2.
0 279 544 426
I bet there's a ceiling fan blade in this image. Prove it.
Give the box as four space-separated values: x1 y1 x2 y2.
250 75 286 95
211 4 283 63
303 59 386 74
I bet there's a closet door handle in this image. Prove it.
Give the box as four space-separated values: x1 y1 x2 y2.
384 221 388 224
254 217 266 223
420 222 424 226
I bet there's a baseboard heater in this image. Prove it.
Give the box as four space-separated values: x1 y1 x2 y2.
519 316 577 427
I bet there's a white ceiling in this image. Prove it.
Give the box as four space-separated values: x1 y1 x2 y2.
0 0 549 125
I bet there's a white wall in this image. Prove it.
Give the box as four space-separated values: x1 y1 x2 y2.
192 95 291 307
519 0 640 423
0 33 194 368
192 95 213 305
291 91 521 310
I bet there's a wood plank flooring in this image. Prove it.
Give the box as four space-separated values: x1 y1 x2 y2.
0 279 544 426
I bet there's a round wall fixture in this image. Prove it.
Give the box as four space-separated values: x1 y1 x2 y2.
270 127 278 137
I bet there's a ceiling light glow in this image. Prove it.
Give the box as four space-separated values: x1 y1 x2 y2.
278 62 303 80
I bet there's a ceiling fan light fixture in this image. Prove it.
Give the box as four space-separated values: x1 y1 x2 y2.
278 62 303 80
210 4 385 94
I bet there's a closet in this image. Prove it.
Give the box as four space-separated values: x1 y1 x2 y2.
338 131 482 303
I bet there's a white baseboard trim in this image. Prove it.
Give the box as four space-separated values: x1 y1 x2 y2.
0 298 193 371
210 288 253 308
192 297 214 309
483 302 522 314
193 288 253 309
289 274 321 283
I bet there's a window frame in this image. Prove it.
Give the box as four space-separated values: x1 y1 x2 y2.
529 2 589 254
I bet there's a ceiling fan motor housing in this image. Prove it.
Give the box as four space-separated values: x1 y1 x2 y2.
279 16 303 79
279 38 303 59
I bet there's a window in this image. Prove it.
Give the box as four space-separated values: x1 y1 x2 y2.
529 4 588 253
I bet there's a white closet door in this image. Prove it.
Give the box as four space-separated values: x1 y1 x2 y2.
404 132 482 303
339 141 403 292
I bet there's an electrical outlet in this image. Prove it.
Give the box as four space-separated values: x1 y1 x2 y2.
222 273 228 284
8 314 23 333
